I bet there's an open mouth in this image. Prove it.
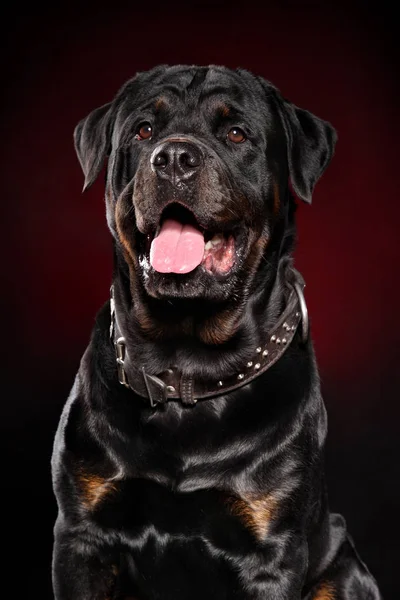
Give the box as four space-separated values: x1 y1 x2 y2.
146 203 239 277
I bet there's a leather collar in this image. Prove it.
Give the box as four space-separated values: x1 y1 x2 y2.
110 268 308 407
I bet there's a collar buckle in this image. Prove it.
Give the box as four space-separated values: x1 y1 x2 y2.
116 337 130 388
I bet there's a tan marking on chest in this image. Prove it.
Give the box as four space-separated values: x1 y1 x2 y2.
228 494 278 540
312 582 335 600
77 471 118 510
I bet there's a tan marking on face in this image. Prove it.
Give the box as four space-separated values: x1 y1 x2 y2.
273 180 281 216
115 198 137 267
245 234 270 279
135 303 175 339
312 583 335 600
114 196 143 307
219 104 230 117
198 307 240 345
155 97 167 112
77 471 118 510
228 493 278 540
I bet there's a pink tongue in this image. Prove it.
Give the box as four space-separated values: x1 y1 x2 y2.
150 219 205 274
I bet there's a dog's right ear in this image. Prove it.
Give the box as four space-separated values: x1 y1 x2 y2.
74 102 113 191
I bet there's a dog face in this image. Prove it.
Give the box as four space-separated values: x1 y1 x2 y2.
74 66 336 305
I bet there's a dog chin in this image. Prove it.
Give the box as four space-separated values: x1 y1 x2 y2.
138 257 239 301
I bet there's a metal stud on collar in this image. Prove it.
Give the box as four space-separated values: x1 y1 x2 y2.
212 276 307 389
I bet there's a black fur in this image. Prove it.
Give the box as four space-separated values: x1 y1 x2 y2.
52 65 381 599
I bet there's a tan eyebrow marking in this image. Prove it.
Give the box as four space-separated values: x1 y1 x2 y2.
219 104 230 117
155 97 168 111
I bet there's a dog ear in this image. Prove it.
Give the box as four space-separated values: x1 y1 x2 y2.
275 96 337 204
74 102 113 191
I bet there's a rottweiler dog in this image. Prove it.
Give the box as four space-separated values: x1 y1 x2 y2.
52 65 382 599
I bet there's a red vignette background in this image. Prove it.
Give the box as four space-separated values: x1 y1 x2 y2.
1 1 398 597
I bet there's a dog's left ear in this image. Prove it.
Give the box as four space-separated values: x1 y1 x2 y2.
275 95 337 204
74 102 113 192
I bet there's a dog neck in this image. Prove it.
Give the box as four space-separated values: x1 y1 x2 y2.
109 248 308 405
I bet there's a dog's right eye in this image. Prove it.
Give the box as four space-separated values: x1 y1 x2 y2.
135 122 153 141
227 127 246 144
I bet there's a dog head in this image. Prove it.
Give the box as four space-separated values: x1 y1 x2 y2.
74 66 336 337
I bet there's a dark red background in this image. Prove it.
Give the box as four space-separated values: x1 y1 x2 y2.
1 1 398 597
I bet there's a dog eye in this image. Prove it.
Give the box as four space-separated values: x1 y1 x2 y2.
227 127 246 144
135 122 153 141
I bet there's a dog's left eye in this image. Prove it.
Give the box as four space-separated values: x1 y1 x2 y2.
227 127 246 144
135 122 153 141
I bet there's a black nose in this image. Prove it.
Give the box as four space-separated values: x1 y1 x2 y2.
151 141 203 183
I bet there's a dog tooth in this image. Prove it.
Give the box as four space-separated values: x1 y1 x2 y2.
205 233 224 249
